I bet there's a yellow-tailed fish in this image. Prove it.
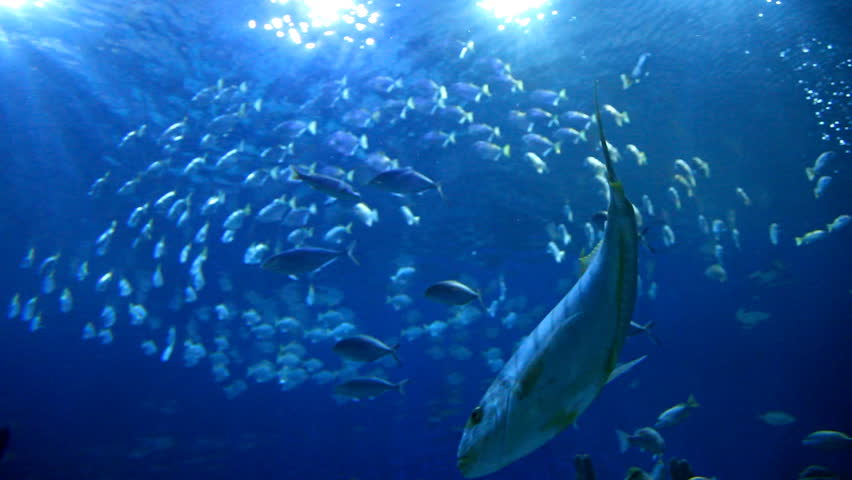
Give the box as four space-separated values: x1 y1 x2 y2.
456 84 639 477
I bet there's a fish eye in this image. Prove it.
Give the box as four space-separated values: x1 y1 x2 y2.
469 406 484 425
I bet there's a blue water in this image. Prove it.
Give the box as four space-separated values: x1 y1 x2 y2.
1 0 851 478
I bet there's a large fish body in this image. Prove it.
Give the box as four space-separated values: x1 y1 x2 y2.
261 243 356 275
456 90 639 478
368 167 441 196
292 168 361 203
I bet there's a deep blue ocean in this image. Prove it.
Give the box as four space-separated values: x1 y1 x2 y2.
1 0 851 478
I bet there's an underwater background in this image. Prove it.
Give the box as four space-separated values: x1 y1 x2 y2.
1 0 851 478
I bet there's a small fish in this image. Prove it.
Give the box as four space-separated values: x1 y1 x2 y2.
603 104 630 126
367 75 403 94
769 223 781 245
287 227 314 246
327 130 368 156
59 288 73 313
553 127 587 144
559 111 593 129
7 293 21 319
441 105 474 124
529 88 567 107
261 243 358 276
813 176 832 198
95 271 114 292
386 294 412 311
422 130 457 148
736 187 752 206
704 264 727 282
400 206 420 226
369 167 443 198
127 203 149 228
525 152 548 174
806 151 834 181
802 430 852 450
628 320 659 345
152 264 164 288
207 105 246 134
20 247 35 269
425 280 482 307
662 225 676 247
158 118 187 145
758 410 796 426
458 40 474 59
827 214 850 233
546 241 565 263
223 205 252 230
256 197 289 223
153 236 166 259
616 427 665 455
626 144 647 165
353 203 379 227
472 141 511 161
468 123 501 142
323 223 354 244
692 156 711 178
795 229 827 246
449 82 491 103
88 171 111 197
290 166 361 203
333 335 400 364
557 224 572 246
334 377 408 399
668 186 682 210
522 133 559 157
274 120 318 139
390 266 416 285
621 52 651 89
798 465 836 480
654 395 699 429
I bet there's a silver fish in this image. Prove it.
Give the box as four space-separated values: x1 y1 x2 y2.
456 86 639 478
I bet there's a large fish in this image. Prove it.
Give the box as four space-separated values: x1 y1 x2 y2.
456 86 639 478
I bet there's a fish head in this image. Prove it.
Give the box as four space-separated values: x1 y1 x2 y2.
456 378 519 478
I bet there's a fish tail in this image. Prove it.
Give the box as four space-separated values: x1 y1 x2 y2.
346 241 360 266
476 291 487 312
288 165 302 181
397 379 409 396
391 345 402 365
616 429 630 453
435 182 446 201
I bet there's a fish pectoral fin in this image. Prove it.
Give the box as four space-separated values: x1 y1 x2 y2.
606 355 647 384
543 409 579 432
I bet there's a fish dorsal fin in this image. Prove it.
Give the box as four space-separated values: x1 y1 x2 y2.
594 82 619 186
578 239 603 276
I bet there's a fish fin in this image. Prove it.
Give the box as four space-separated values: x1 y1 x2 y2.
639 226 657 254
391 344 401 365
606 355 647 384
476 291 487 312
616 429 630 453
593 82 618 185
346 241 360 266
435 182 446 201
645 325 661 346
578 240 603 275
687 394 699 408
397 379 409 396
